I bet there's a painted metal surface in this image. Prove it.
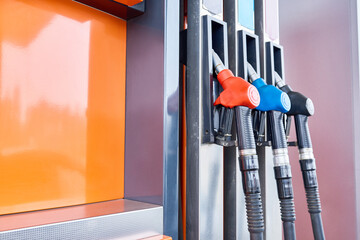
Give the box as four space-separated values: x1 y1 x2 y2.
238 0 254 30
202 0 222 15
279 0 359 239
185 1 225 239
163 0 180 239
125 0 164 205
125 1 180 238
223 1 282 239
0 200 163 240
264 0 279 41
0 0 126 215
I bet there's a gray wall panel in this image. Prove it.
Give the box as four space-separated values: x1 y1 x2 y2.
125 0 165 205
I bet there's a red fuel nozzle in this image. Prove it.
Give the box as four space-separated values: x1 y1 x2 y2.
212 50 260 109
214 69 260 109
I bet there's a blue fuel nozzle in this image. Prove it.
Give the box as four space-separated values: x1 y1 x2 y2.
247 63 291 113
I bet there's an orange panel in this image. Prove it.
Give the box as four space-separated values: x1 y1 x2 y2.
0 0 126 215
113 0 143 6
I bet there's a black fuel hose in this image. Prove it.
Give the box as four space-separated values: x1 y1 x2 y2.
235 106 264 240
294 114 325 240
279 81 325 240
268 110 296 240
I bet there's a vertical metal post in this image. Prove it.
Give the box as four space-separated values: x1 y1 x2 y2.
186 1 201 239
185 1 225 239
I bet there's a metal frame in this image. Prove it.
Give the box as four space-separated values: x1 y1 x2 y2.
202 15 229 143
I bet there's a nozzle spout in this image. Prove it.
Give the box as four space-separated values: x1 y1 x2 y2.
212 50 226 74
247 63 260 83
274 72 286 88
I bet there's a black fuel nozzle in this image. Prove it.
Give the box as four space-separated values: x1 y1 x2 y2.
274 72 325 240
274 72 314 117
274 72 314 149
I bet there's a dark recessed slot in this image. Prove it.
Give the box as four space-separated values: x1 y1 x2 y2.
246 35 258 72
211 21 226 134
273 46 283 79
212 21 225 64
237 30 260 80
266 42 284 85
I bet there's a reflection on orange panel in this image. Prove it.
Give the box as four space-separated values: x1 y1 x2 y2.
0 0 126 215
113 0 143 6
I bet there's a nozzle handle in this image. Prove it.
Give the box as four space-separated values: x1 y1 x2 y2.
294 114 312 149
235 106 256 150
268 111 289 150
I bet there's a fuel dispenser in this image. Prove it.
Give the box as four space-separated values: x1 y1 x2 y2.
182 11 230 239
272 55 325 239
248 63 296 240
235 29 296 239
212 51 265 240
186 12 266 239
256 42 296 240
275 73 324 240
235 32 294 239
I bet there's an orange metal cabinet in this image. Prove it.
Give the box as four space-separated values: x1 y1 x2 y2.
0 0 126 215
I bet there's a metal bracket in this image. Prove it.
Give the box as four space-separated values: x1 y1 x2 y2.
265 42 285 86
265 42 293 142
215 107 236 147
238 30 260 80
287 141 298 147
201 15 229 144
237 30 268 145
